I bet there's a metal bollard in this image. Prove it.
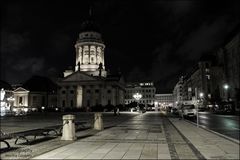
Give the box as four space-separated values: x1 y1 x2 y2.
94 112 103 130
61 114 76 141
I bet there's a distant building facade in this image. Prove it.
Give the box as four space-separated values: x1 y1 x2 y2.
154 93 173 109
215 31 240 111
173 30 239 111
125 82 156 107
173 77 183 107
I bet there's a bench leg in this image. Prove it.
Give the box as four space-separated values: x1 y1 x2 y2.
2 140 10 148
15 136 29 144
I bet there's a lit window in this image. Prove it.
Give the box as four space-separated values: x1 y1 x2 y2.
206 75 210 80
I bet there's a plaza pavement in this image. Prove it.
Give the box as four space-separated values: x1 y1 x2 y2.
32 112 239 160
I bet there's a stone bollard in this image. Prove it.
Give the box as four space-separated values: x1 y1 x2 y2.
94 112 103 130
61 114 76 141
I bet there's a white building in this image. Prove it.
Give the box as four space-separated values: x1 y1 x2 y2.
173 76 184 107
155 94 173 109
125 82 156 107
57 20 125 110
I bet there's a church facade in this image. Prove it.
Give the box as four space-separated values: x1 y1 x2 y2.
57 20 125 110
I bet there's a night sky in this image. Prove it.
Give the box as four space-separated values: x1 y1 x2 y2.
1 0 240 93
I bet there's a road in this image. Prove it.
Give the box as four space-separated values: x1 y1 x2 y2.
187 112 239 141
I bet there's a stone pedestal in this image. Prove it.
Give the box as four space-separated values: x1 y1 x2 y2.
61 114 76 141
94 112 103 130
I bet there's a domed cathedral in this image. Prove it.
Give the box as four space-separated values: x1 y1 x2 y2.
57 14 125 111
74 19 107 77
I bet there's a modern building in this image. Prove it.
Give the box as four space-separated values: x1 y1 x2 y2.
173 76 183 107
174 30 240 112
154 93 173 109
125 82 156 107
215 31 240 111
57 19 125 110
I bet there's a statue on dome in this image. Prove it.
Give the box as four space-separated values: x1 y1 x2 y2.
98 63 103 77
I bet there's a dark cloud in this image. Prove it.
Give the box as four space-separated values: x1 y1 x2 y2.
178 16 238 60
1 0 240 92
1 30 29 54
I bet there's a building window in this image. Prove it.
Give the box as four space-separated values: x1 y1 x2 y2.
19 97 23 104
87 100 90 106
108 100 111 105
206 75 210 80
32 96 37 103
87 89 91 93
42 96 45 106
62 100 65 107
95 89 99 93
107 90 111 93
70 100 73 107
70 90 74 94
62 90 66 94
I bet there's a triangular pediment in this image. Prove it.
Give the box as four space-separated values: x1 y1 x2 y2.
13 87 29 92
63 71 98 82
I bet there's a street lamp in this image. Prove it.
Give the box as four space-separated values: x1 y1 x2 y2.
223 84 229 101
133 93 142 112
197 92 204 128
223 84 229 90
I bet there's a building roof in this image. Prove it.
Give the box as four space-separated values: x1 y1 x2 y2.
23 76 58 92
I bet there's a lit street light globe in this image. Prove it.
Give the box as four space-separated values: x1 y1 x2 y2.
133 93 142 112
199 92 204 98
133 93 142 101
223 84 229 90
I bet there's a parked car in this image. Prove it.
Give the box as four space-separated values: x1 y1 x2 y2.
182 105 196 117
171 108 179 115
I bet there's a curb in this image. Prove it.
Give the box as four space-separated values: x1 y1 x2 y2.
184 119 240 145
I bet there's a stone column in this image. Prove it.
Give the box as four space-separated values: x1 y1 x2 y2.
88 45 90 64
102 47 105 68
95 46 97 64
61 114 76 140
81 46 83 64
94 113 103 130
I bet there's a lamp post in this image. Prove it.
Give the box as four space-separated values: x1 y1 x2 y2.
197 92 204 128
223 84 229 101
133 93 142 112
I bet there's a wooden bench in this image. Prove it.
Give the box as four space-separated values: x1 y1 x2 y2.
75 121 88 131
0 130 12 148
13 128 58 144
43 125 63 136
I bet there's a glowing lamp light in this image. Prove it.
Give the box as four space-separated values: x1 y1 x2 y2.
133 93 142 101
55 107 59 111
23 108 28 112
41 106 45 110
223 84 229 90
199 92 204 98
